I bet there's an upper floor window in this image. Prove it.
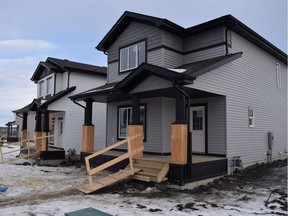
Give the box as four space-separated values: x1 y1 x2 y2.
120 41 145 72
276 63 281 88
38 75 54 98
39 81 45 98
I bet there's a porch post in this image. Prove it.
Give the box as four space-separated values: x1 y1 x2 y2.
128 95 143 158
170 88 189 183
21 112 28 147
35 110 42 151
82 98 94 152
42 110 50 152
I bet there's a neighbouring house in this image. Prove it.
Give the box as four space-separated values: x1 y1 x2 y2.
71 11 287 185
12 57 107 161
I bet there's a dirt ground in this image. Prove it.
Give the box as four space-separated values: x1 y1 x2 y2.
98 159 288 214
0 158 287 215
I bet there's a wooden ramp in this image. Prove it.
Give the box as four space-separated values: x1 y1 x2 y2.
78 133 143 194
78 168 141 194
131 158 169 183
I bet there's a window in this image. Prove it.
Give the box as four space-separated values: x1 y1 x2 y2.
120 41 145 72
276 63 281 88
39 81 45 97
248 107 255 128
118 105 145 139
193 110 203 130
46 77 52 95
38 75 54 98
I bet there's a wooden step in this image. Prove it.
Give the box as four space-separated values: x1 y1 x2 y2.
131 159 169 183
78 168 141 194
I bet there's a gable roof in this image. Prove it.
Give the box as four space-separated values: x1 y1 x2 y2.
96 11 287 63
115 63 195 92
31 57 107 82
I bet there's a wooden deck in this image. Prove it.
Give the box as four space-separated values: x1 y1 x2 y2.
97 150 225 164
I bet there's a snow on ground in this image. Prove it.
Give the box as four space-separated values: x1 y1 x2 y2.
0 145 287 216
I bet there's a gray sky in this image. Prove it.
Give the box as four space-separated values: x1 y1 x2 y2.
0 0 287 126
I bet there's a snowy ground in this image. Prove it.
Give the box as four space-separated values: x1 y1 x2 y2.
0 144 287 216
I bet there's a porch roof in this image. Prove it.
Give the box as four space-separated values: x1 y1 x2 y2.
70 53 240 103
70 63 195 102
16 86 77 112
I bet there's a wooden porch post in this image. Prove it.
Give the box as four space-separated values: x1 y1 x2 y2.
21 112 28 147
171 89 188 165
82 98 95 152
128 125 143 158
42 110 50 152
35 110 42 151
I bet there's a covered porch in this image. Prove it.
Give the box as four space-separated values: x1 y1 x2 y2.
71 63 228 185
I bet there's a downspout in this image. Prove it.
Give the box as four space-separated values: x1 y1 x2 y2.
225 20 237 55
172 79 192 179
67 70 71 89
53 73 57 95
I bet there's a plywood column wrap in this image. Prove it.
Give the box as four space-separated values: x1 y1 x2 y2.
128 125 143 158
35 131 42 151
42 132 48 151
21 129 27 147
82 125 95 152
171 124 187 165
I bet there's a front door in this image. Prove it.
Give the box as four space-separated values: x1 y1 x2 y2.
190 106 206 154
57 118 64 148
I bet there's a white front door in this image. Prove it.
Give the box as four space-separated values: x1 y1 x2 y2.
57 118 64 148
190 106 206 154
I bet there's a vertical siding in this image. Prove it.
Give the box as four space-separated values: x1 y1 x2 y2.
188 31 287 165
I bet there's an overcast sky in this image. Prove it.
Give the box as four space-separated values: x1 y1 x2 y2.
0 0 287 126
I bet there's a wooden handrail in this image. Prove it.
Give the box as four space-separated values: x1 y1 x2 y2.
0 134 59 163
85 133 143 189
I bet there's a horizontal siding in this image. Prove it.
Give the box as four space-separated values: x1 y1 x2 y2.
163 49 184 68
162 97 175 153
190 97 226 155
106 98 164 153
147 49 163 67
47 73 106 154
162 31 183 51
108 22 162 63
189 31 287 165
184 45 226 64
130 75 173 93
184 27 225 52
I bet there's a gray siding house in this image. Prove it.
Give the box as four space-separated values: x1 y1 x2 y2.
71 11 287 184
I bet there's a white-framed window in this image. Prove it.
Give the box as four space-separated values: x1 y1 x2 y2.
276 63 281 88
39 81 45 97
120 41 145 72
248 107 255 128
118 105 145 139
46 77 53 95
38 75 54 98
